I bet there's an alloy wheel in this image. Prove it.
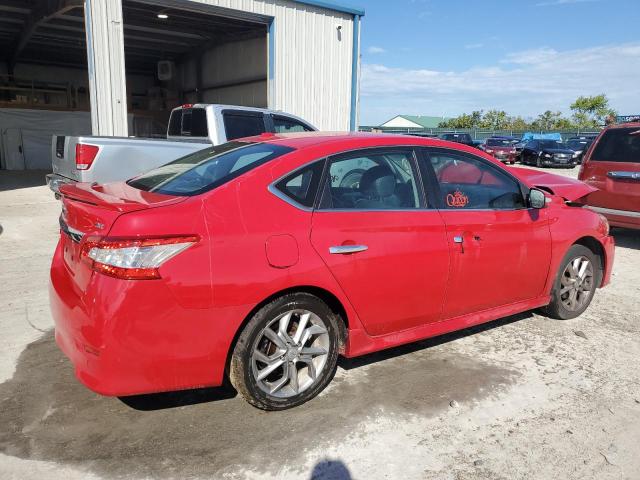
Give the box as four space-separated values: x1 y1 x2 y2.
251 309 330 398
560 256 594 312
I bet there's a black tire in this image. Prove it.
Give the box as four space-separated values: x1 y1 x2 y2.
229 292 341 410
541 244 601 320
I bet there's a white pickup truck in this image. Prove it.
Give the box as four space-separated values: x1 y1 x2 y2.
46 104 316 195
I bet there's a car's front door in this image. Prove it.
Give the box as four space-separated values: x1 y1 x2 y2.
420 148 552 319
310 148 450 337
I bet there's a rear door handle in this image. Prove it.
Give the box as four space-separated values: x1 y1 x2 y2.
607 171 640 181
329 245 368 255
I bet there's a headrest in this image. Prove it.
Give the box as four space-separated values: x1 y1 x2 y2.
359 165 396 198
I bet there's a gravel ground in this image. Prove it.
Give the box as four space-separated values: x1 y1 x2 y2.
0 166 638 480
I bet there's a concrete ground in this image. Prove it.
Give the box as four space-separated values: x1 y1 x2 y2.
0 166 639 480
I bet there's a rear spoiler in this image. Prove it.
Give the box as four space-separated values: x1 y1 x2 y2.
59 182 181 213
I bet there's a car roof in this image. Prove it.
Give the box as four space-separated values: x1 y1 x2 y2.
240 131 473 153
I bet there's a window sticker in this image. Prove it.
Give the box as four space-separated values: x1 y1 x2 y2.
446 190 469 208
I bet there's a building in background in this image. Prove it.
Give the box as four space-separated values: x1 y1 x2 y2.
379 115 450 129
0 0 364 170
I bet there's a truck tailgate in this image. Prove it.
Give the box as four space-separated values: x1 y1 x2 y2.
51 135 210 185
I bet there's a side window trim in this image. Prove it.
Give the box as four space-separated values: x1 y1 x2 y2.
421 146 529 211
317 146 429 211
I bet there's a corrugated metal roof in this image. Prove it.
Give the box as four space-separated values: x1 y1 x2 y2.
389 115 450 128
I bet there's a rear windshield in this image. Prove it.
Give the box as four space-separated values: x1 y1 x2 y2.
486 138 514 147
128 142 294 196
591 128 640 163
168 108 208 137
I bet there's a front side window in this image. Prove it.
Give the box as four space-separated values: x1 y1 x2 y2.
128 142 294 196
319 150 422 210
427 150 525 210
273 115 313 133
590 128 640 163
223 112 267 141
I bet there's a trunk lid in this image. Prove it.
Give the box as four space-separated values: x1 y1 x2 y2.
51 136 81 181
58 181 185 292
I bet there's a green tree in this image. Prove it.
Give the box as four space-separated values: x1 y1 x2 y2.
438 110 483 128
480 110 509 130
570 94 617 127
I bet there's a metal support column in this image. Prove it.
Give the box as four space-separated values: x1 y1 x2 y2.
84 0 128 136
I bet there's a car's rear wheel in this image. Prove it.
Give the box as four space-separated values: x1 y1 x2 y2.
229 293 340 410
541 245 601 320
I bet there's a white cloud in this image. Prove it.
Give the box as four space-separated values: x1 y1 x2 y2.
367 46 386 55
464 43 484 50
359 42 640 125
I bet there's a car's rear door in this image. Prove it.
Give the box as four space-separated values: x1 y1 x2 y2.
310 147 450 337
580 127 640 214
419 147 552 319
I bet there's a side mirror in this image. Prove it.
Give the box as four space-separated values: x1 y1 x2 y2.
528 188 546 209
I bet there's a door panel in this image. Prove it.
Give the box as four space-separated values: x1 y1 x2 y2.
311 210 449 336
438 209 551 318
310 148 449 337
422 147 552 318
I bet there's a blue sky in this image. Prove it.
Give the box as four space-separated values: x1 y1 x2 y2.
345 0 640 125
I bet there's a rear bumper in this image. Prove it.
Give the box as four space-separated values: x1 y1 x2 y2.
49 241 247 396
588 206 640 230
46 173 76 195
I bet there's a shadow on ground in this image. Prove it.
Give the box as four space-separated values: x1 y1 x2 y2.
611 228 640 250
0 170 50 192
0 314 528 479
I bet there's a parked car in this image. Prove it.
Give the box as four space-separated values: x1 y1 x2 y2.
439 132 475 146
479 136 518 164
520 139 578 168
50 133 614 410
46 104 316 196
567 136 596 164
578 122 640 229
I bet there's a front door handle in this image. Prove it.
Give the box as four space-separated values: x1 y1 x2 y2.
329 245 368 255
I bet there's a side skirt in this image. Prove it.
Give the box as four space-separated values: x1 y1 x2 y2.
343 295 551 358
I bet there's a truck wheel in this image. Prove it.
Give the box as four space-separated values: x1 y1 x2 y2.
229 292 341 410
541 245 601 320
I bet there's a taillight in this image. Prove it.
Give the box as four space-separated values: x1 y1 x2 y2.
80 235 199 280
75 144 99 170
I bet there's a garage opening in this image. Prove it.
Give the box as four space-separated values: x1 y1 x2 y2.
121 0 269 138
0 0 268 170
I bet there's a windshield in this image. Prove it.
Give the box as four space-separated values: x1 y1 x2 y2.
539 140 567 149
591 128 640 163
128 142 294 196
486 138 514 147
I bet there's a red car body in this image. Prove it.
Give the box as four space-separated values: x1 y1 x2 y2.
578 122 640 229
50 133 614 397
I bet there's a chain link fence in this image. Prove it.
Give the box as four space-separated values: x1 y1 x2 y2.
358 126 602 141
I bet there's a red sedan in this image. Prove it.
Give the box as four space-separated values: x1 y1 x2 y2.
50 133 614 410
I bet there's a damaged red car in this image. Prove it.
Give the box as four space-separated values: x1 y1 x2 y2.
50 133 614 410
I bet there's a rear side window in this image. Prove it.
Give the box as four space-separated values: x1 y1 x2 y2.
167 108 208 137
273 115 313 133
223 112 267 140
128 142 294 196
273 161 325 208
590 128 640 163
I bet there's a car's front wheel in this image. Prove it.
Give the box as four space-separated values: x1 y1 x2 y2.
229 293 341 410
541 244 601 320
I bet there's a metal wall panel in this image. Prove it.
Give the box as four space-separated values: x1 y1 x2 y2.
183 0 356 131
85 0 129 136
